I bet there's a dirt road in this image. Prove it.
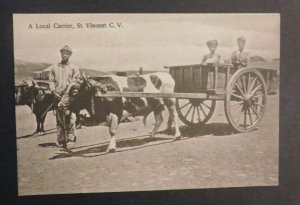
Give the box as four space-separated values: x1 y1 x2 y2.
16 95 279 195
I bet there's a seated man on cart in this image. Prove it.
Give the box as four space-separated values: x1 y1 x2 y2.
231 36 249 69
202 39 224 65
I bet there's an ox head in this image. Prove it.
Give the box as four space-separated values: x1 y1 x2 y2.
15 81 30 105
15 80 46 105
57 72 107 114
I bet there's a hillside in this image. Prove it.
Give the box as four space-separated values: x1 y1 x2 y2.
14 59 107 82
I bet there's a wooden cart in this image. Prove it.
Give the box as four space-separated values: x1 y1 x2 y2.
99 63 277 132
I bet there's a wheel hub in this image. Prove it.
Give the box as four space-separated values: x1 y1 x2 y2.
190 99 202 106
243 94 253 107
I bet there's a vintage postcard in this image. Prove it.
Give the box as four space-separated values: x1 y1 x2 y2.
14 13 280 196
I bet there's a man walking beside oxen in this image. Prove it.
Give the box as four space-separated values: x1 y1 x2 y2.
48 45 81 149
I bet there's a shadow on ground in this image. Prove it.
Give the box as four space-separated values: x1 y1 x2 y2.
44 123 237 160
17 128 56 139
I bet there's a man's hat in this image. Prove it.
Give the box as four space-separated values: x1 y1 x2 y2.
60 45 72 53
206 40 218 47
237 36 246 42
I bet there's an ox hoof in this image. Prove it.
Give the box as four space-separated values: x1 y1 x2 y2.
108 148 116 153
66 142 76 150
174 136 181 141
38 132 45 136
56 141 64 148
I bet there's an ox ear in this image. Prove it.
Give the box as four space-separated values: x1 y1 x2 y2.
32 80 41 88
82 71 92 88
24 80 33 87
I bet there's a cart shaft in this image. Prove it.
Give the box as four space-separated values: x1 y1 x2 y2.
96 91 225 100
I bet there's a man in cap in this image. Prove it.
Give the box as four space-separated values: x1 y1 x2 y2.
231 36 249 69
48 45 81 149
202 40 223 65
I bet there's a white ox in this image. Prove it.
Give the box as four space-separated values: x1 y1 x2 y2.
98 72 181 152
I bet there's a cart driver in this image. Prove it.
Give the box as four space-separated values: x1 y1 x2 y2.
202 40 223 65
231 36 249 69
49 45 81 149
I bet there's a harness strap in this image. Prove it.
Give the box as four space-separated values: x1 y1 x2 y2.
41 102 54 119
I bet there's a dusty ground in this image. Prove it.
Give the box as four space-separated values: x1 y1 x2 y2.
16 95 279 196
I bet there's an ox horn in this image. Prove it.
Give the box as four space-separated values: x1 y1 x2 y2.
82 71 92 88
32 80 41 88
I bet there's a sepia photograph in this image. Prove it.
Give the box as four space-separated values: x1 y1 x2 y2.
13 13 280 196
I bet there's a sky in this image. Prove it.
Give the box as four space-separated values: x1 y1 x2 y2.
13 14 280 71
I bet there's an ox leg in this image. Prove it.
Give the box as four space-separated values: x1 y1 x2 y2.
39 114 46 136
75 112 82 129
166 99 181 140
65 111 77 150
55 109 65 147
150 112 163 139
33 115 40 135
106 113 119 153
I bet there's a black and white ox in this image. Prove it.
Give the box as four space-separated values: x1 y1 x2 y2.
58 72 181 152
15 80 54 135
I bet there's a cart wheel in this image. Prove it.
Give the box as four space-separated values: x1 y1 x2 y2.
224 68 267 132
176 98 216 127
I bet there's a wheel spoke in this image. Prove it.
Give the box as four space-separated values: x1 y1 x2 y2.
196 105 201 122
231 93 244 100
201 102 211 109
248 107 253 125
234 82 245 97
241 75 247 94
250 83 262 96
184 104 193 118
247 73 251 94
249 76 257 93
235 106 243 125
191 106 195 123
250 104 260 120
244 107 247 128
233 103 243 114
230 101 243 107
199 104 207 117
252 93 265 99
179 101 191 110
254 102 264 108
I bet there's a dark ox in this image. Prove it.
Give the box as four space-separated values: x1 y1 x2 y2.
59 72 181 152
15 80 82 136
15 80 54 135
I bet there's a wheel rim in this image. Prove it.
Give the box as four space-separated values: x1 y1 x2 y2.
176 98 216 127
225 69 267 132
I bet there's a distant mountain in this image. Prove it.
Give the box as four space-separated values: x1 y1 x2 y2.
249 56 266 62
14 59 107 82
14 59 51 81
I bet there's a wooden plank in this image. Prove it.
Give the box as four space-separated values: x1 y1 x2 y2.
226 66 230 88
181 67 184 92
164 63 233 69
213 66 216 89
190 66 194 92
96 91 225 100
199 65 202 89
